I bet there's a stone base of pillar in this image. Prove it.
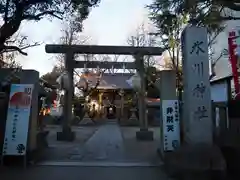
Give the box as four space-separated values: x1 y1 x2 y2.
129 114 138 121
57 131 75 141
163 144 226 179
128 116 138 125
136 129 154 141
128 118 138 125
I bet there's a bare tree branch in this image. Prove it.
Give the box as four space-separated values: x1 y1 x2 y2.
2 42 41 55
23 11 64 21
127 22 157 68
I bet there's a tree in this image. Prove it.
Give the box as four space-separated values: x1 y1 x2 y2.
0 30 41 68
0 0 101 55
41 65 62 87
148 0 240 26
184 0 240 17
0 53 21 68
147 0 225 98
148 12 186 95
53 20 105 100
127 23 160 98
55 19 91 72
127 22 157 68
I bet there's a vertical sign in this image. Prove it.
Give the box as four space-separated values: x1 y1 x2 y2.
228 30 240 97
181 26 212 144
2 84 33 155
162 100 180 151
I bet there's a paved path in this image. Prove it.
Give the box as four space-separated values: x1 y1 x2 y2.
1 123 172 180
1 166 173 180
69 122 125 161
121 127 161 164
39 122 163 166
40 126 98 161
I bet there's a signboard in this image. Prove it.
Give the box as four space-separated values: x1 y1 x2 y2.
162 100 180 151
228 30 240 97
2 84 33 156
181 26 212 144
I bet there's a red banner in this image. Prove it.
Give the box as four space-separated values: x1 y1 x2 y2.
228 31 240 98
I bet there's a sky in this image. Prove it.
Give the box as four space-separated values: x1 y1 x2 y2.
17 0 153 76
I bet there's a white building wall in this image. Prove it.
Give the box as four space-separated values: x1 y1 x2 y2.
211 9 240 62
211 80 229 102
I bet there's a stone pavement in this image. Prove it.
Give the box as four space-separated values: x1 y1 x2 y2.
0 166 173 180
40 121 163 165
121 126 161 164
39 125 98 161
1 122 173 180
69 122 125 161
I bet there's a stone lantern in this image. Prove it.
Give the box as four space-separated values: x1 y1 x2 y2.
128 73 141 91
127 73 140 122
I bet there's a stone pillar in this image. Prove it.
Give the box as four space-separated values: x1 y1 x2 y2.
135 54 153 141
57 53 75 141
164 25 226 177
156 70 177 156
181 26 212 144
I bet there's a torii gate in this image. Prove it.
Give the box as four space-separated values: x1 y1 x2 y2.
45 44 164 141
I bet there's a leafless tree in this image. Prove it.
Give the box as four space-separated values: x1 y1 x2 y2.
0 0 100 55
127 23 157 69
55 20 91 70
0 31 40 69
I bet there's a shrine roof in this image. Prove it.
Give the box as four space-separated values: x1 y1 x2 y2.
84 73 134 90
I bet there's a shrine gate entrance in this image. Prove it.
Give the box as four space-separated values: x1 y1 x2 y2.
45 44 164 141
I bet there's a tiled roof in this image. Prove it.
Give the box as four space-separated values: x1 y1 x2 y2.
82 73 134 90
98 73 134 89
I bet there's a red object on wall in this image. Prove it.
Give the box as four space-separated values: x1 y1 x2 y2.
51 90 57 103
9 92 31 107
228 31 240 99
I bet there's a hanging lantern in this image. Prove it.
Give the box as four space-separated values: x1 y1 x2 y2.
127 73 141 91
119 89 124 97
56 71 70 90
77 76 88 91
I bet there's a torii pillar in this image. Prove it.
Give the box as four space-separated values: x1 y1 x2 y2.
135 54 153 140
57 53 75 141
